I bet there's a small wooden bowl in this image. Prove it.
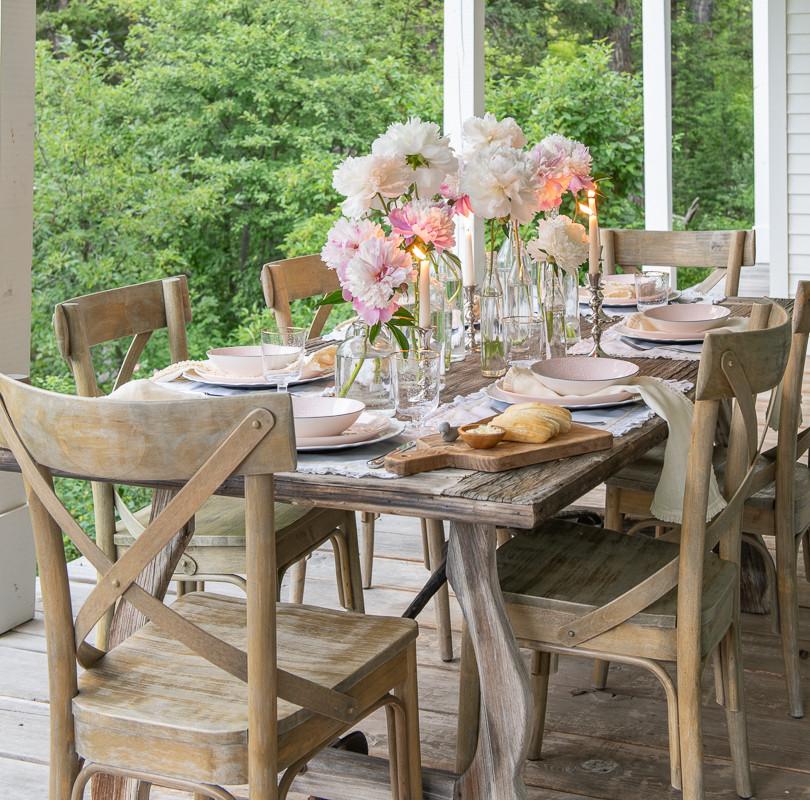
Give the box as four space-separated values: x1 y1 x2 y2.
457 423 506 449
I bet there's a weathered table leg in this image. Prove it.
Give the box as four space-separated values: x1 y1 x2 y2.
447 521 532 800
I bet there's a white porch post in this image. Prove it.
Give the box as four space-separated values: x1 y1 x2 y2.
444 0 485 281
754 0 789 296
0 0 36 632
642 0 675 283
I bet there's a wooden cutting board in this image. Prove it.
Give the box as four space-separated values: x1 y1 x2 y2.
384 422 613 476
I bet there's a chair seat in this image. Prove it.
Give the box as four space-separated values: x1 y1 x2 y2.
606 443 810 536
74 592 417 784
497 519 737 661
115 496 349 574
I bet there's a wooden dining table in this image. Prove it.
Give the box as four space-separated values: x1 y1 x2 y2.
0 297 777 800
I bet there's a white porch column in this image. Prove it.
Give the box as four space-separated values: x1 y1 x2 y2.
444 0 485 281
754 0 789 296
0 0 36 633
642 0 675 283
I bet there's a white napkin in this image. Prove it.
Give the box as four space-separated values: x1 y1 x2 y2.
106 379 200 401
150 345 337 383
504 367 637 399
420 391 498 427
499 369 725 523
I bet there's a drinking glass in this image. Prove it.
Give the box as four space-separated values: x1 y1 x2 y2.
503 316 545 365
261 327 306 392
390 350 442 435
634 271 670 311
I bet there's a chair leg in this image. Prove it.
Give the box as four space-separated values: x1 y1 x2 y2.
592 659 610 690
456 621 480 776
677 646 705 800
360 511 376 589
289 557 307 604
776 528 804 718
338 513 365 613
720 621 753 797
604 485 625 533
426 519 453 662
385 704 402 800
527 650 553 760
393 644 423 800
802 531 810 581
712 646 725 706
137 781 152 799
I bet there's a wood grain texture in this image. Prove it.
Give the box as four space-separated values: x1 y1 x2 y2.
447 521 533 800
385 424 613 476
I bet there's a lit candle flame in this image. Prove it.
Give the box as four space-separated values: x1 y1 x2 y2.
412 244 426 260
588 189 596 198
578 203 592 216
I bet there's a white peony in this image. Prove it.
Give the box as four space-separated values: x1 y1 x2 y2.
372 117 458 197
459 143 542 224
462 112 527 153
332 153 411 218
526 215 590 275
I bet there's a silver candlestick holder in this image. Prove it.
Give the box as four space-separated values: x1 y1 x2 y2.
585 273 614 358
411 325 435 352
463 285 480 353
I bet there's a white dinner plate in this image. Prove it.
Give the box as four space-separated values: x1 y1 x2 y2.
484 381 640 409
296 412 390 448
612 317 747 344
296 418 406 451
183 366 333 389
578 288 681 307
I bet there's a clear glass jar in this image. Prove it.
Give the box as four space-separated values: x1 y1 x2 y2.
540 262 567 359
480 256 507 377
563 272 582 345
505 227 538 318
335 320 396 416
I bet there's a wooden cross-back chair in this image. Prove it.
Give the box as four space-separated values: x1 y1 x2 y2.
53 277 365 652
601 228 756 296
457 301 792 800
605 286 810 718
261 258 455 662
0 375 422 800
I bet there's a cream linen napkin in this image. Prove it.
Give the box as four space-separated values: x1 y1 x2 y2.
149 345 337 383
503 367 726 523
106 379 199 401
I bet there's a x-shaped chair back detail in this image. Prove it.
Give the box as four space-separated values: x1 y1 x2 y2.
0 377 362 730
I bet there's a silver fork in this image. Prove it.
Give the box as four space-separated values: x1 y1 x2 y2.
619 336 701 356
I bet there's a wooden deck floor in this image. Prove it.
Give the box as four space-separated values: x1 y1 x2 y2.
2 507 809 800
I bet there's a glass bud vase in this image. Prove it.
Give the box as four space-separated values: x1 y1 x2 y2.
505 229 537 318
541 262 567 359
429 275 450 386
438 259 465 362
335 320 396 416
563 272 582 345
480 257 507 377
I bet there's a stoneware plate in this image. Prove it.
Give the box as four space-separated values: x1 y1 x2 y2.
296 418 406 451
182 366 332 389
485 380 638 409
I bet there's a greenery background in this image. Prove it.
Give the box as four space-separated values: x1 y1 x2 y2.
30 0 754 557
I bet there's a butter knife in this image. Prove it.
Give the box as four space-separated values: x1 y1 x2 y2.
366 440 416 469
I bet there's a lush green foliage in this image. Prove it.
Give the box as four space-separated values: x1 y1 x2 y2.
30 0 755 556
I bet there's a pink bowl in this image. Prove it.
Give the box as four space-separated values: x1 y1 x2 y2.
291 396 366 438
530 357 639 396
643 304 731 334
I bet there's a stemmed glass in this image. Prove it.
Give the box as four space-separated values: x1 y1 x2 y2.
261 327 306 392
390 350 442 435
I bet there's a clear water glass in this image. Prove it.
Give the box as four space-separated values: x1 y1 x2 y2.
634 271 670 311
503 316 545 365
261 327 306 391
390 350 442 435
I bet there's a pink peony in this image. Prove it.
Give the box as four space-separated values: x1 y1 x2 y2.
388 199 456 255
321 218 385 281
342 237 416 325
440 171 473 218
535 134 594 195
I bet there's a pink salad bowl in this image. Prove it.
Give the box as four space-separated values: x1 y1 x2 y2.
642 303 731 334
291 396 366 438
530 357 639 396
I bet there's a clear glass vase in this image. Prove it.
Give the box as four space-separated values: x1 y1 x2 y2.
439 259 465 362
429 274 450 385
505 226 538 318
335 320 396 416
480 256 507 377
563 272 582 345
540 262 568 359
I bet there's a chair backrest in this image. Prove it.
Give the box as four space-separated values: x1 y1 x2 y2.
0 374 361 793
53 276 192 396
601 229 756 296
261 255 341 340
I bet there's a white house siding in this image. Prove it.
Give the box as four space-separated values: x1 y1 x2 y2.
787 0 810 287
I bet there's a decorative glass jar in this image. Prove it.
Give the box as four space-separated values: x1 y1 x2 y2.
540 262 568 359
334 320 396 416
480 257 507 377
